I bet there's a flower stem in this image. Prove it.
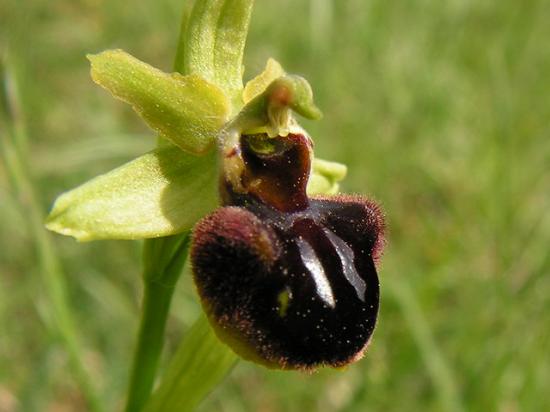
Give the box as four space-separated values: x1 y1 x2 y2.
125 0 256 408
123 5 196 408
124 235 190 412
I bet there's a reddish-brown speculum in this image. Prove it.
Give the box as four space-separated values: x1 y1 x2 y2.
221 133 312 212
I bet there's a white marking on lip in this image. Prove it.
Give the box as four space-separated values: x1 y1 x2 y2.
323 228 366 301
296 237 336 308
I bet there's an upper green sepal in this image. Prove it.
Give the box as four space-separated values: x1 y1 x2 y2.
181 0 254 108
45 145 219 241
212 0 255 107
88 50 230 155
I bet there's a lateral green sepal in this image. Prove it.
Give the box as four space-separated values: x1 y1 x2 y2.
307 158 348 195
88 50 230 154
45 145 218 241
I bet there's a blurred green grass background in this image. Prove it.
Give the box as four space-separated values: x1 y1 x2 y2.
1 0 549 410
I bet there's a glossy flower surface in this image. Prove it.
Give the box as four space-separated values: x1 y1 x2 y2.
192 132 384 369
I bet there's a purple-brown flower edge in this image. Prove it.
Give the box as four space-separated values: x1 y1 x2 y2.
191 132 385 370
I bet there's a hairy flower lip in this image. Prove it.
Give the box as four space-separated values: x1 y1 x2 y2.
191 193 384 370
219 192 385 260
191 128 385 370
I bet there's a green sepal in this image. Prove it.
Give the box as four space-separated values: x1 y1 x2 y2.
307 158 348 195
313 157 347 181
307 173 338 195
88 50 230 155
45 145 218 241
183 0 254 107
183 0 225 82
213 0 255 107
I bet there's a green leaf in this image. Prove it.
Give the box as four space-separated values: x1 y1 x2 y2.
45 145 219 241
143 316 237 412
89 50 230 155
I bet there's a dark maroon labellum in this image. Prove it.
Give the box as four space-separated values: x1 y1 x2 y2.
191 133 384 370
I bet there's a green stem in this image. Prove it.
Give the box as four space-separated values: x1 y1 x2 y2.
126 0 255 408
124 5 195 408
124 235 190 412
124 281 174 412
